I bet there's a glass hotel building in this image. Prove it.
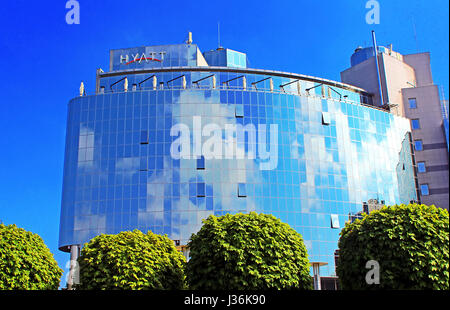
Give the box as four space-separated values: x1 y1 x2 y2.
59 38 418 276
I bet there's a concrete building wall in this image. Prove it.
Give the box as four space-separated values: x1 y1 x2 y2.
380 53 416 117
340 57 383 106
403 53 434 87
402 85 449 209
341 52 417 115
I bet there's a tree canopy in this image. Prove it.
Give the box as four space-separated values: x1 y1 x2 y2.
186 212 312 290
77 229 186 289
0 224 63 289
337 203 449 289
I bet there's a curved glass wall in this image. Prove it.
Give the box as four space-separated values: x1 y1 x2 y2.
59 70 416 276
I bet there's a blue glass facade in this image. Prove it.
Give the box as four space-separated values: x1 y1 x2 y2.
59 43 417 276
203 48 248 68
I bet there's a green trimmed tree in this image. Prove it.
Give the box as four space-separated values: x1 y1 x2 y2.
185 212 312 290
337 203 449 290
77 229 186 289
0 224 63 290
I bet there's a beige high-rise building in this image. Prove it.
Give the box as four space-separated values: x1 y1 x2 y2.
341 45 449 210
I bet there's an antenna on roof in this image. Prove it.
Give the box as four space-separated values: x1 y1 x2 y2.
217 22 222 49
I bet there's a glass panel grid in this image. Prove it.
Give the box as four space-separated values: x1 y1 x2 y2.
60 70 417 278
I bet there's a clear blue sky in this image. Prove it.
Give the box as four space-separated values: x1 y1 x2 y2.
0 0 448 287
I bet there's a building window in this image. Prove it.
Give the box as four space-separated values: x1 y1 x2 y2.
417 162 426 173
238 183 247 197
420 184 429 196
197 156 205 170
197 183 205 197
322 112 330 125
411 119 421 130
414 140 423 151
330 214 340 229
408 98 417 109
140 131 149 144
235 105 244 118
139 157 147 171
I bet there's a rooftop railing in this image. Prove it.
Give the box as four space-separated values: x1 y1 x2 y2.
77 82 386 112
76 69 388 112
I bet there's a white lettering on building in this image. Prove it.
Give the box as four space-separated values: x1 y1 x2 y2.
119 52 166 64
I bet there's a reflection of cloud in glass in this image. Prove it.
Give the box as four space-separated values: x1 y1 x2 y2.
167 91 262 241
77 125 96 168
304 240 313 253
286 98 413 217
396 133 418 202
333 106 412 206
73 213 106 245
115 157 139 175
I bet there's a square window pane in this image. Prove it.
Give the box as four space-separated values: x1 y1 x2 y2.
414 140 423 151
411 119 420 130
197 156 205 170
197 183 205 197
417 162 426 173
189 183 196 196
420 184 429 196
330 214 340 229
408 98 417 109
140 131 148 144
235 104 244 118
238 183 247 197
139 157 147 171
322 112 331 125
